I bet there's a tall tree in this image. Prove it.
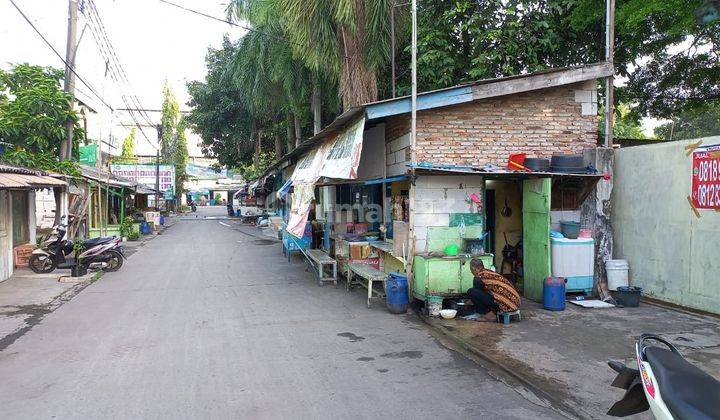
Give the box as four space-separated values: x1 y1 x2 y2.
0 64 84 156
186 39 257 170
228 0 391 110
654 100 720 140
160 81 180 163
174 119 189 196
112 128 138 164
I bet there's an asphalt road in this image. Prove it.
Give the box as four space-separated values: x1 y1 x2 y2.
0 207 562 419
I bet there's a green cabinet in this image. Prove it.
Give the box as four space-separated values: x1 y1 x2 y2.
413 254 494 300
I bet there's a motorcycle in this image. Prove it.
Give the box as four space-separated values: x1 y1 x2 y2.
607 333 720 419
29 220 125 274
190 200 197 212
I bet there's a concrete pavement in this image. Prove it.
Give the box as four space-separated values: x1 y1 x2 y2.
0 207 562 419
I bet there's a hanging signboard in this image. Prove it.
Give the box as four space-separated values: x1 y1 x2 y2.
110 164 176 194
691 144 720 209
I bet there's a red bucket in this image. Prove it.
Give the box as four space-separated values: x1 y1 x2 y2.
507 153 527 170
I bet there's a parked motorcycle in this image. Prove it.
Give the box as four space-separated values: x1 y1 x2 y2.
607 333 720 419
190 200 197 212
29 221 125 273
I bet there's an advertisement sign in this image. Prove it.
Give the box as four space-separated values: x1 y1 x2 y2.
691 144 720 209
110 164 176 194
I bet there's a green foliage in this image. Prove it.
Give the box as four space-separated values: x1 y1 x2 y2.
112 128 138 164
599 104 652 139
227 0 388 109
160 81 180 164
174 118 189 196
127 231 140 241
655 100 720 140
0 148 80 177
389 0 719 120
119 216 134 238
73 236 85 259
233 152 275 180
0 63 84 157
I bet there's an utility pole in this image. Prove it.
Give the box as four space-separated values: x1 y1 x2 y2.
155 125 162 211
604 0 615 148
61 0 78 160
390 1 396 98
405 0 418 285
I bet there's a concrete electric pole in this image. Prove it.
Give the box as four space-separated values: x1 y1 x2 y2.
61 0 78 160
604 0 615 147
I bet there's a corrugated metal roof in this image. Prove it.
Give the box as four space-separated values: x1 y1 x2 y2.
0 164 48 176
0 173 67 189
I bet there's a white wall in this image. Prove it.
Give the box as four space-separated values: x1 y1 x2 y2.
612 137 720 313
413 175 484 252
386 133 410 177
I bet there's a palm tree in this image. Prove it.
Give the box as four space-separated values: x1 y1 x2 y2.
228 0 391 110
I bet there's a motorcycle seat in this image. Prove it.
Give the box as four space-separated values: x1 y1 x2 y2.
84 237 115 247
645 346 720 420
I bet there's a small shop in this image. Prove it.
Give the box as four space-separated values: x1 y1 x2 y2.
251 62 613 310
0 164 67 282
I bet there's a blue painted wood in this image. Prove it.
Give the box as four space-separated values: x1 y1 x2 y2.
365 86 474 120
363 175 407 185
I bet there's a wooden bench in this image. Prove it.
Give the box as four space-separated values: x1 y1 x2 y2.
346 263 388 308
306 249 338 286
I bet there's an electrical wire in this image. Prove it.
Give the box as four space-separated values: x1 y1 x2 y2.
79 0 159 150
85 0 156 126
155 0 353 60
7 0 114 111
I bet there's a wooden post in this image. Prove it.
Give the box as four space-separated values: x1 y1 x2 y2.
61 0 78 160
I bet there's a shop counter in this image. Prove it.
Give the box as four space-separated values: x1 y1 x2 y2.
412 253 495 301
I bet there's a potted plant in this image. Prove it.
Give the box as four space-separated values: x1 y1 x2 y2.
71 237 87 277
119 216 134 242
128 231 140 241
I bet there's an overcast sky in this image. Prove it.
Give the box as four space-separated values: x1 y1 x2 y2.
1 0 246 155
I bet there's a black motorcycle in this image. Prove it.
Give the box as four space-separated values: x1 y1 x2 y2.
28 222 124 273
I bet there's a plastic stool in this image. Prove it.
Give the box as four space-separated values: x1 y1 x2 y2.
497 310 522 325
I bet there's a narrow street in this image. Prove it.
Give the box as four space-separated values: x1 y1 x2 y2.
0 208 560 419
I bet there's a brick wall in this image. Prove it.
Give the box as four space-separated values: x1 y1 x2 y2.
409 82 598 166
385 115 410 143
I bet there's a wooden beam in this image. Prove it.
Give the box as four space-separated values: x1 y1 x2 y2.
472 63 613 100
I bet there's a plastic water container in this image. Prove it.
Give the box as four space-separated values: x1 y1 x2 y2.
385 273 408 314
543 277 567 311
606 259 629 291
140 221 151 235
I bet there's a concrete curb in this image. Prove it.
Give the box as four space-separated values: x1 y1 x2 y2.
416 311 591 420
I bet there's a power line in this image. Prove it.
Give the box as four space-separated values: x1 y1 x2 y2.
85 0 155 126
7 0 114 110
155 0 353 60
82 1 155 127
79 0 159 150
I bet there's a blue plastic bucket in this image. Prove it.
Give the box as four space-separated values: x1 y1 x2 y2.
140 221 151 235
385 272 408 314
543 277 567 311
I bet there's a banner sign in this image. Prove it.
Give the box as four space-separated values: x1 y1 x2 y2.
110 164 176 194
186 163 227 179
691 144 720 209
